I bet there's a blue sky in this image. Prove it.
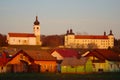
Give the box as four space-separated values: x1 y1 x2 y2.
0 0 120 39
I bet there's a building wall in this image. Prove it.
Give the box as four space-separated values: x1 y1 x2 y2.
106 61 120 72
61 59 93 73
7 36 36 45
64 34 114 49
92 63 107 72
0 66 7 73
35 61 57 72
61 66 82 73
85 59 93 72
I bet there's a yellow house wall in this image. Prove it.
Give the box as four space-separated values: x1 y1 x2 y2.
35 61 57 72
93 63 107 72
106 60 120 72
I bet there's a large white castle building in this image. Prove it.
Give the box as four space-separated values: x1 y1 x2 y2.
64 29 114 49
7 16 42 45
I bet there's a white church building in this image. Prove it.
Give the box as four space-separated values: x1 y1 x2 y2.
7 16 42 45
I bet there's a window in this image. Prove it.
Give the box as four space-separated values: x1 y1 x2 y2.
24 40 27 44
18 40 20 43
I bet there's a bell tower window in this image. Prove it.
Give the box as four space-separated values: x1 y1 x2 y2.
37 27 39 29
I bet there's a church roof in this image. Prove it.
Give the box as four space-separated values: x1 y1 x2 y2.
8 33 35 37
75 35 108 39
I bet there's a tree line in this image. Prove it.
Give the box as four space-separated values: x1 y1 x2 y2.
0 33 8 47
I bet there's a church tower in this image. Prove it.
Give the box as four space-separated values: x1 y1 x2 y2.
33 16 42 45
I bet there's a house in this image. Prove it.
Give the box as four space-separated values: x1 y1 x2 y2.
0 51 11 73
51 49 93 73
82 49 120 72
61 57 93 73
7 16 42 45
51 49 78 60
6 49 57 73
25 50 57 72
64 29 114 49
7 50 34 73
51 49 79 72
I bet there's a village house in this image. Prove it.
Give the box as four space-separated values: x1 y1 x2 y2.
4 49 57 73
51 49 79 60
61 57 93 73
51 49 79 72
82 49 120 72
51 49 93 73
0 51 11 73
25 50 57 72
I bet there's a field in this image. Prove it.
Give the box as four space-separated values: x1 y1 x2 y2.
0 72 120 80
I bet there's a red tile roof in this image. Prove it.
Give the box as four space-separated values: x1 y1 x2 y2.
75 35 108 39
84 49 120 61
8 33 35 37
25 50 56 61
55 49 78 58
95 49 120 61
8 50 56 61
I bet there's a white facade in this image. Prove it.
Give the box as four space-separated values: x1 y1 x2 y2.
7 16 42 45
64 29 114 49
7 35 36 45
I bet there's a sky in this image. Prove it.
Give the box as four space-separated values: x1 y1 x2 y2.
0 0 120 39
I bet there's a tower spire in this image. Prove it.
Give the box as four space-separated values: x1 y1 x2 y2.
34 16 40 25
109 30 113 35
104 31 106 36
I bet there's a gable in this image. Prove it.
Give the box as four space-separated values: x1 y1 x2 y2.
7 50 34 64
51 51 63 60
82 51 105 63
95 49 120 61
